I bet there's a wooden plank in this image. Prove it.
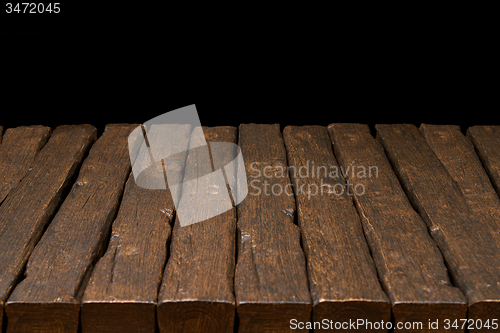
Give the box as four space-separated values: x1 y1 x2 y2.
81 175 172 333
5 124 135 333
235 124 311 333
466 125 500 196
157 126 237 333
0 124 96 332
421 124 500 246
0 126 51 205
283 125 391 331
376 124 500 327
82 124 191 333
329 123 466 332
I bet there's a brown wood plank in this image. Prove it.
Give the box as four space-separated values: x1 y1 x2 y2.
0 124 96 332
157 126 237 333
283 125 391 331
82 124 191 333
376 124 500 328
466 125 500 196
329 123 467 332
421 124 500 247
0 126 51 205
5 124 135 333
81 175 172 333
235 124 311 333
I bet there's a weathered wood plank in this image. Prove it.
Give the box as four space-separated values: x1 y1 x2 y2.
283 125 391 332
0 126 51 205
466 125 500 196
421 124 500 246
0 125 96 332
329 123 466 332
157 126 237 333
376 124 500 327
5 124 135 333
82 124 191 333
81 175 172 333
235 124 311 333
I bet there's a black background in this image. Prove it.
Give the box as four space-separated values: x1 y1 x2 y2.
2 3 498 135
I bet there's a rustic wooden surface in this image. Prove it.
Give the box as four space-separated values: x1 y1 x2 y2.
1 122 500 332
157 126 237 333
0 125 96 332
81 175 173 333
329 123 467 332
0 126 51 205
235 124 311 333
81 124 190 333
421 124 500 248
466 125 500 196
376 124 500 329
283 125 391 331
6 124 135 333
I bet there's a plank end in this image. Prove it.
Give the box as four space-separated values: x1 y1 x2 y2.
469 300 500 323
313 300 391 332
81 302 155 333
237 302 311 333
5 301 79 333
157 301 235 333
393 302 467 332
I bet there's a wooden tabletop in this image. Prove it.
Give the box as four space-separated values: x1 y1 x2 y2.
0 123 499 333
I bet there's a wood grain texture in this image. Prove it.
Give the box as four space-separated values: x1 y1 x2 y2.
0 125 96 332
81 175 172 333
157 126 237 333
82 124 191 333
329 123 466 332
235 124 311 333
376 124 500 328
421 124 500 247
283 125 391 331
466 125 500 196
421 124 500 326
5 124 135 333
0 126 51 205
